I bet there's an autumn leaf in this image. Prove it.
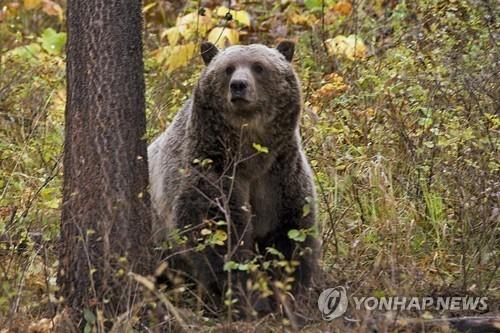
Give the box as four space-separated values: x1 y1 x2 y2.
165 43 196 72
207 27 239 48
42 0 63 21
24 0 42 10
324 72 349 92
316 83 342 99
176 13 197 39
325 34 367 60
152 43 197 73
215 6 251 27
214 6 230 17
233 10 251 27
162 27 180 46
176 12 199 27
347 35 367 58
363 107 376 118
313 73 349 100
176 11 213 40
333 1 353 16
288 11 318 26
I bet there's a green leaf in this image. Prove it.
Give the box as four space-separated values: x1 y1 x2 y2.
211 229 227 245
302 196 312 217
237 263 249 271
302 202 311 217
39 28 67 54
304 0 322 10
288 229 306 242
223 261 239 271
266 247 284 259
84 323 92 333
418 117 433 128
252 143 269 154
8 43 41 61
83 308 96 324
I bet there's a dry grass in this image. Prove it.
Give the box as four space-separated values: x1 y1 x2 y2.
1 0 499 331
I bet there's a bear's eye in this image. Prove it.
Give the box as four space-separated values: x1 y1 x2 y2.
252 63 264 74
225 65 235 75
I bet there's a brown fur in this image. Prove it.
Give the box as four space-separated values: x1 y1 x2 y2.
148 41 319 312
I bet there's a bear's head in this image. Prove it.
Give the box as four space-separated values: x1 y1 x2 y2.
194 41 301 129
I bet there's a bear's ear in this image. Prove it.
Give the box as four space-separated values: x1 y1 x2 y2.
200 42 219 65
276 40 295 62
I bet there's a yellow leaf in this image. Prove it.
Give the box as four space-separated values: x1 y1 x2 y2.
215 6 251 26
176 12 197 39
177 12 198 26
234 10 251 27
176 10 213 39
24 0 41 10
142 2 157 13
326 36 349 56
207 27 239 48
215 6 231 17
288 12 318 26
166 43 196 72
325 34 366 60
345 34 367 59
363 107 376 118
162 27 180 46
318 83 337 96
313 73 349 101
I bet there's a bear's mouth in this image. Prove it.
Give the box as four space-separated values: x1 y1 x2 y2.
230 96 250 104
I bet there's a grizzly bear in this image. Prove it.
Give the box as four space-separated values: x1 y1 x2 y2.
148 41 319 312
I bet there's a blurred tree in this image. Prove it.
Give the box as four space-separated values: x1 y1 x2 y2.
58 0 151 326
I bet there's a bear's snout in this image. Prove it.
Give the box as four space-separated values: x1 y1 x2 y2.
230 79 248 95
228 68 255 105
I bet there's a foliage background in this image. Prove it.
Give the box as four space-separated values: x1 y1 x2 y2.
0 0 498 331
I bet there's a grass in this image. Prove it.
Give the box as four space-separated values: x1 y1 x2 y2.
0 0 498 331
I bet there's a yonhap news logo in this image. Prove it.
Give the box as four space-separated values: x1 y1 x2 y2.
318 286 488 321
317 286 348 320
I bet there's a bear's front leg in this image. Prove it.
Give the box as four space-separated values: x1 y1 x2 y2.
273 160 319 293
266 213 318 293
171 174 254 309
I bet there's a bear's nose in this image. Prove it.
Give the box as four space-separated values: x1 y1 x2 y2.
230 79 248 94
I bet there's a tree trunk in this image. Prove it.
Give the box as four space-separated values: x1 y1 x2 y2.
59 0 151 324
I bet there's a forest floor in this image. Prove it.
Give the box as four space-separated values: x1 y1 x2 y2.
0 0 498 332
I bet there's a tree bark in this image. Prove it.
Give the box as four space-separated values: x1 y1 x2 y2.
59 0 151 324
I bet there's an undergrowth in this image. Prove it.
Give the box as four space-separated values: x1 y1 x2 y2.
0 0 498 331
